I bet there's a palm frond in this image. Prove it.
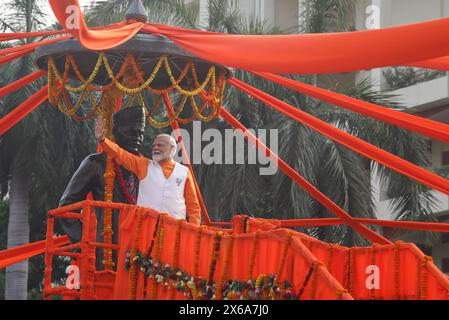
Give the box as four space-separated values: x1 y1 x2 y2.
85 0 198 28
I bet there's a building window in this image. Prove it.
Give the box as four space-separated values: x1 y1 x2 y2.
442 151 449 166
443 258 449 274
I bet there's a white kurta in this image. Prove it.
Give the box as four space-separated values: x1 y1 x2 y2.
137 160 189 220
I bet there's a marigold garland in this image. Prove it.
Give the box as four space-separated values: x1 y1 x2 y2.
170 219 183 299
419 255 432 300
276 233 292 286
47 53 226 127
216 235 234 299
248 231 259 280
113 160 137 205
125 215 296 301
101 93 118 270
129 209 144 300
152 220 165 300
206 232 223 299
193 226 203 278
130 256 294 300
142 215 161 299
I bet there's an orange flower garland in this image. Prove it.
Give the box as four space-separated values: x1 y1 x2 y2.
193 226 203 278
206 232 223 299
101 95 119 270
419 255 432 300
255 274 265 299
143 215 162 299
152 220 165 299
47 53 226 127
248 231 259 280
191 226 203 300
129 209 144 300
216 235 234 299
169 219 183 299
276 233 292 285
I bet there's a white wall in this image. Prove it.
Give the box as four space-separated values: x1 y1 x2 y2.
274 0 299 30
382 0 448 27
235 0 299 31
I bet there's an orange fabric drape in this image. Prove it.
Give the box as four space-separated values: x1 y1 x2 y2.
109 206 449 300
47 0 449 74
49 0 144 50
0 49 35 65
228 78 449 197
0 36 72 57
253 72 449 145
0 85 48 136
406 56 449 71
0 70 47 98
113 206 350 300
246 217 449 300
0 236 70 269
148 23 449 74
0 30 66 41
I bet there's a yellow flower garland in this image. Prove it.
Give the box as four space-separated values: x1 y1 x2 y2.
129 210 144 300
47 52 226 127
169 219 183 299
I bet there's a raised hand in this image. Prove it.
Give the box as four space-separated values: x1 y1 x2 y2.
95 117 106 142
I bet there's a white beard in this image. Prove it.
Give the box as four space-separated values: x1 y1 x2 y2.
153 151 171 163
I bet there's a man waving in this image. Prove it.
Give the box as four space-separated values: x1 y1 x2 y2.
95 117 201 225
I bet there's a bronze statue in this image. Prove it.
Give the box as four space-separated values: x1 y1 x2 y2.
58 106 145 269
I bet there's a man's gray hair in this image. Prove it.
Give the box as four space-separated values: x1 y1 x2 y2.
156 134 177 158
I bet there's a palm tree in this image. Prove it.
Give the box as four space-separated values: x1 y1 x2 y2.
0 0 95 299
84 0 438 247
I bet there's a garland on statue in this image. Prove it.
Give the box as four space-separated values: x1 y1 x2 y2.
113 160 137 205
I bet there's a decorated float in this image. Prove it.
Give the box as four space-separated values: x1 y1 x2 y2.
1 0 449 300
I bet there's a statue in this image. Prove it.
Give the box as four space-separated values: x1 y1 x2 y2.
58 106 145 269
